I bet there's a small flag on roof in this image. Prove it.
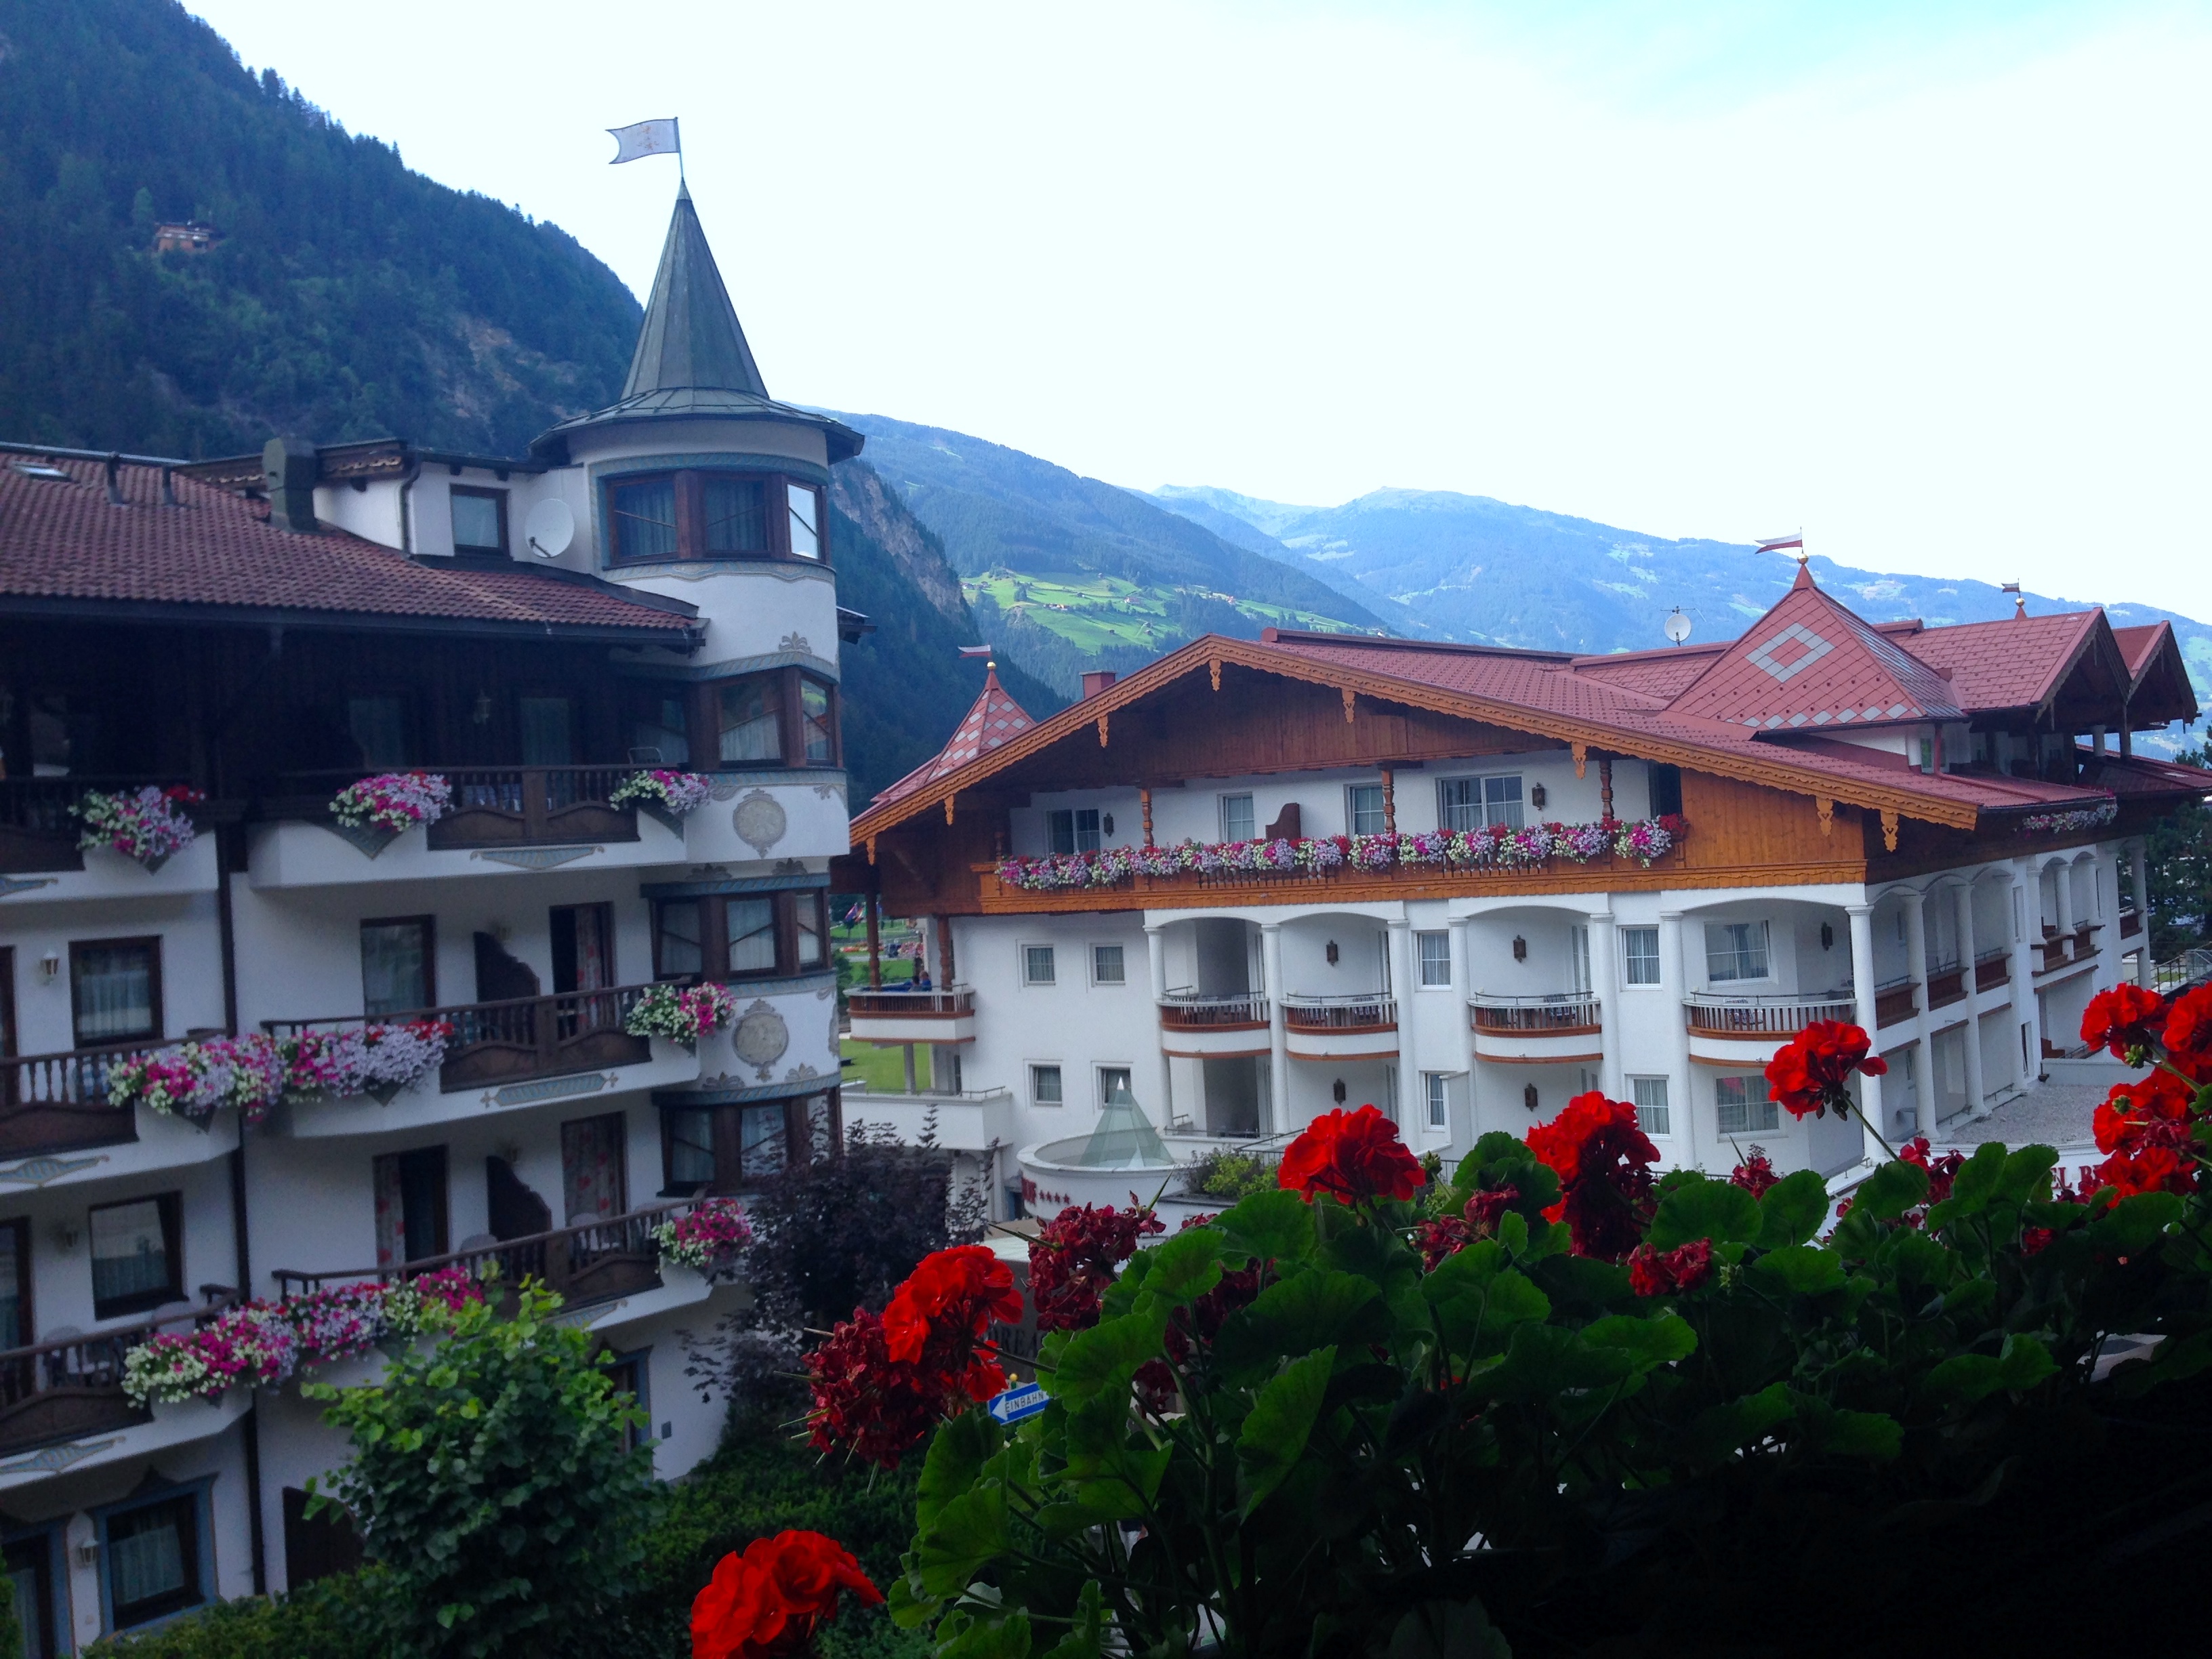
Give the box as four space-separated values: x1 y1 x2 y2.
1755 532 1807 561
958 644 994 659
608 118 680 165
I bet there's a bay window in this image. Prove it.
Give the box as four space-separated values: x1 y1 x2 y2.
659 1090 838 1194
605 469 830 565
711 670 839 770
652 890 832 983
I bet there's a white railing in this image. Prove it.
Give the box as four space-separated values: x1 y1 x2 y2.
2153 948 2212 996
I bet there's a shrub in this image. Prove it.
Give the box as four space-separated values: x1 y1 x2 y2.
1179 1146 1276 1202
305 1284 658 1658
82 1573 385 1659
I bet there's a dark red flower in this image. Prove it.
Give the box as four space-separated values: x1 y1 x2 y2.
1527 1092 1658 1262
1765 1021 1887 1121
1277 1104 1423 1206
1029 1204 1164 1333
692 1530 882 1659
1627 1237 1714 1296
2091 1141 2198 1201
2082 984 2169 1064
1728 1148 1780 1197
801 1309 951 1469
1898 1135 1965 1211
2163 985 2212 1066
1415 1185 1521 1271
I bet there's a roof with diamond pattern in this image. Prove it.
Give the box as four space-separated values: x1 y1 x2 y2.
872 669 1037 804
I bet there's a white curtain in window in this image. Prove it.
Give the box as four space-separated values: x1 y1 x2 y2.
108 1508 187 1608
74 949 152 1041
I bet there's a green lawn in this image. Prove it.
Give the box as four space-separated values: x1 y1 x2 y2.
958 571 1357 652
842 1038 935 1092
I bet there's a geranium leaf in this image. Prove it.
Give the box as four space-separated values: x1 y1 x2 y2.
1212 1188 1317 1266
1850 1159 1930 1223
1686 1382 1795 1468
1038 1582 1107 1659
1237 1345 1336 1516
916 1408 1003 1533
1580 1313 1698 1372
2088 1191 2184 1253
1212 1270 1386 1380
1809 1406 1902 1460
1755 1170 1832 1248
912 1484 1010 1598
1047 1307 1168 1410
1747 1244 1845 1296
1645 1177 1761 1249
1471 1322 1633 1403
935 1608 1033 1659
1139 1226 1224 1307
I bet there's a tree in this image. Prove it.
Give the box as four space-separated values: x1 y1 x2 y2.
2148 744 2212 958
304 1286 657 1659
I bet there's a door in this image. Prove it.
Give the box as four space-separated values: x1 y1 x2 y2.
560 1113 628 1226
550 905 614 996
4 1532 58 1659
1571 927 1592 996
0 948 14 1057
0 1218 29 1348
373 1147 449 1267
485 1155 551 1242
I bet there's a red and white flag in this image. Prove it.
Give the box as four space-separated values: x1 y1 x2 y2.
608 119 680 165
958 644 994 659
1755 533 1805 556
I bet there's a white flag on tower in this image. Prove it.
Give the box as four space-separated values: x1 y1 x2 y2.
608 118 680 165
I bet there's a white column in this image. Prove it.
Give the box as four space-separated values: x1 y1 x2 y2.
1387 916 1416 1127
1901 888 1932 1136
1145 924 1174 1129
1588 909 1622 1099
1952 884 1987 1119
1261 922 1288 1136
2052 859 2075 935
2009 859 2038 1089
1846 903 1885 1153
1453 915 1481 1132
2131 839 2154 987
1659 911 1702 1170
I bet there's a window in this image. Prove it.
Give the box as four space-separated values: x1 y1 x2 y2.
1031 1064 1064 1106
651 892 830 982
659 1092 837 1193
6 1529 62 1658
1347 784 1387 835
100 1488 208 1630
726 899 777 975
360 917 434 1017
1715 1075 1780 1134
1091 944 1126 986
1648 764 1683 818
0 947 16 1061
89 1194 182 1318
739 1103 787 1180
653 901 705 978
70 937 161 1046
518 695 574 765
1440 774 1523 832
717 677 782 764
665 1107 717 1187
703 476 769 552
371 1147 448 1267
795 898 825 970
787 483 822 558
610 476 678 562
347 694 409 767
1621 927 1662 987
449 486 506 554
1023 945 1057 986
1417 930 1452 987
560 1113 628 1224
626 689 691 766
605 1350 654 1453
0 1219 28 1348
1220 793 1256 842
1631 1076 1671 1136
1047 808 1101 855
801 680 836 765
1704 921 1771 983
1099 1066 1134 1105
281 1488 363 1592
1425 1072 1449 1129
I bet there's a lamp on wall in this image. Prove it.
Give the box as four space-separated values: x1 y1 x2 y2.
39 950 61 983
1821 923 1835 951
1512 935 1528 962
472 689 494 725
1523 1084 1539 1113
1326 940 1340 966
1530 783 1547 809
1332 1078 1347 1103
49 1220 79 1252
1101 813 1114 836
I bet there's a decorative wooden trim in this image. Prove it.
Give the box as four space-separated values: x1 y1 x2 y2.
1881 810 1900 852
1599 756 1614 818
1208 658 1222 692
1097 712 1109 747
943 797 956 825
866 836 878 865
1572 742 1587 779
1140 786 1154 848
1817 797 1834 836
1381 768 1396 834
1341 687 1356 724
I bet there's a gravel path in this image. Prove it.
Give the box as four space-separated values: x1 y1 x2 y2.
1936 1084 2106 1152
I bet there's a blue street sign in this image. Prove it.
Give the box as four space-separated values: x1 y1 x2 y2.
987 1380 1049 1425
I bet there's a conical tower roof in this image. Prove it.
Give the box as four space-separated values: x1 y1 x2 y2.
531 187 861 462
1666 563 1963 731
871 667 1037 804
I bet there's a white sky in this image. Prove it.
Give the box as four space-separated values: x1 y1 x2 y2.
187 0 2212 615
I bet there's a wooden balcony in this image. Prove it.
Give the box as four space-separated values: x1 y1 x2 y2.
267 986 653 1095
2121 910 2143 939
1685 992 1857 1064
1925 964 1967 1010
0 1296 235 1457
1872 979 1919 1028
272 1201 693 1311
845 987 977 1046
1156 992 1270 1059
262 766 640 851
0 776 222 875
1974 949 2012 993
0 1042 149 1157
1469 994 1601 1064
1282 995 1397 1061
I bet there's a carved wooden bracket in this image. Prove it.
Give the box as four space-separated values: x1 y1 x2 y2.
1598 757 1614 819
943 796 956 825
1380 768 1396 834
1208 657 1223 692
866 836 878 865
1816 797 1834 836
1097 712 1110 747
1880 809 1900 852
1140 785 1155 848
1342 687 1356 724
1572 742 1587 779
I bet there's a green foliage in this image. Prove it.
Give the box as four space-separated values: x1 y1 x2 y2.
0 1570 17 1659
84 1574 387 1659
304 1285 657 1659
1179 1146 1278 1202
2147 745 2212 954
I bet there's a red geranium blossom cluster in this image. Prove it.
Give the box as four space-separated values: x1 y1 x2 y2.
2074 985 2212 1201
1136 1258 1268 1413
1526 1092 1659 1262
1898 1136 1965 1210
691 1530 882 1659
805 1244 1023 1468
1765 1021 1889 1121
1627 1238 1714 1297
1416 1185 1521 1271
1728 1148 1780 1197
1278 1104 1425 1206
1029 1202 1164 1332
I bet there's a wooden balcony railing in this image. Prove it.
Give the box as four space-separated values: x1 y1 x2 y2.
846 989 975 1018
2121 910 2143 939
1685 994 1857 1038
1925 964 1967 1009
266 986 653 1094
0 1040 155 1156
0 1294 237 1456
1282 995 1397 1033
1469 994 1602 1036
1975 949 2012 992
271 1201 694 1310
1873 979 1919 1027
262 766 640 850
1158 993 1270 1030
2036 938 2070 973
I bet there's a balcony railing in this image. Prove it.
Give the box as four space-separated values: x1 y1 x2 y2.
1282 994 1397 1033
1974 948 2012 992
1925 964 1967 1009
0 1040 156 1156
1684 993 1857 1038
266 986 653 1094
1158 992 1270 1029
1469 994 1602 1034
846 989 975 1018
262 766 640 850
2121 910 2143 939
271 1200 694 1309
0 1293 237 1456
1872 978 1919 1027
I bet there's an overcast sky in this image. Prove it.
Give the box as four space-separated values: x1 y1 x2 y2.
188 1 2212 615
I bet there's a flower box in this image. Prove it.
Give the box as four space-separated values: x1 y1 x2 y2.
329 772 453 849
609 769 714 834
73 785 203 872
623 982 738 1048
653 1199 753 1275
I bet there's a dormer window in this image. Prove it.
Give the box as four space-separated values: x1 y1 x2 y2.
605 469 828 566
449 486 508 554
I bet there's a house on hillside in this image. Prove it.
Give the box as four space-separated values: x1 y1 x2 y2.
150 222 219 255
837 562 2205 1216
0 184 861 1645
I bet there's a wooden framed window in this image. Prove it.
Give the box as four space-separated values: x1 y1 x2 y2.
70 937 161 1048
800 678 836 765
623 685 691 766
702 476 769 553
89 1193 182 1319
652 891 828 984
785 482 823 559
449 486 508 555
0 1218 30 1348
561 1111 628 1223
725 897 779 976
345 693 411 768
5 1527 63 1658
361 916 436 1017
372 1146 449 1267
550 904 615 995
658 1089 839 1195
98 1483 211 1629
609 475 679 562
517 694 575 765
716 676 783 765
605 470 831 566
281 1488 363 1591
651 900 705 979
606 1349 653 1452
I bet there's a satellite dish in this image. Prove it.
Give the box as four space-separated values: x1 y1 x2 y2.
523 498 575 560
1664 609 1693 646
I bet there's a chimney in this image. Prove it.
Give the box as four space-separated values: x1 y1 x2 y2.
262 437 319 534
1082 670 1118 700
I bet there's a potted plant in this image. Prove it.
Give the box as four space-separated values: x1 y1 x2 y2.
327 771 453 856
73 784 203 872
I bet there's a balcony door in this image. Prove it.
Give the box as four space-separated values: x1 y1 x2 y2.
561 1113 628 1225
0 948 14 1057
373 1147 449 1268
550 905 614 996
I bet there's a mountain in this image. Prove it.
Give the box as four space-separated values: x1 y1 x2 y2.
0 0 640 457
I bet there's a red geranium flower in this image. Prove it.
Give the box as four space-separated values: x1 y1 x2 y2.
1415 1185 1520 1271
1897 1134 1965 1218
882 1245 1023 1364
2163 985 2212 1067
1029 1203 1164 1333
802 1309 954 1469
1277 1104 1423 1206
1526 1092 1658 1262
692 1530 882 1659
1727 1149 1780 1197
1627 1237 1714 1296
2091 1141 2198 1201
1765 1021 1887 1121
2082 984 2169 1064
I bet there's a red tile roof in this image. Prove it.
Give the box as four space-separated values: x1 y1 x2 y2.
1889 610 2102 712
0 454 695 637
874 670 1037 804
